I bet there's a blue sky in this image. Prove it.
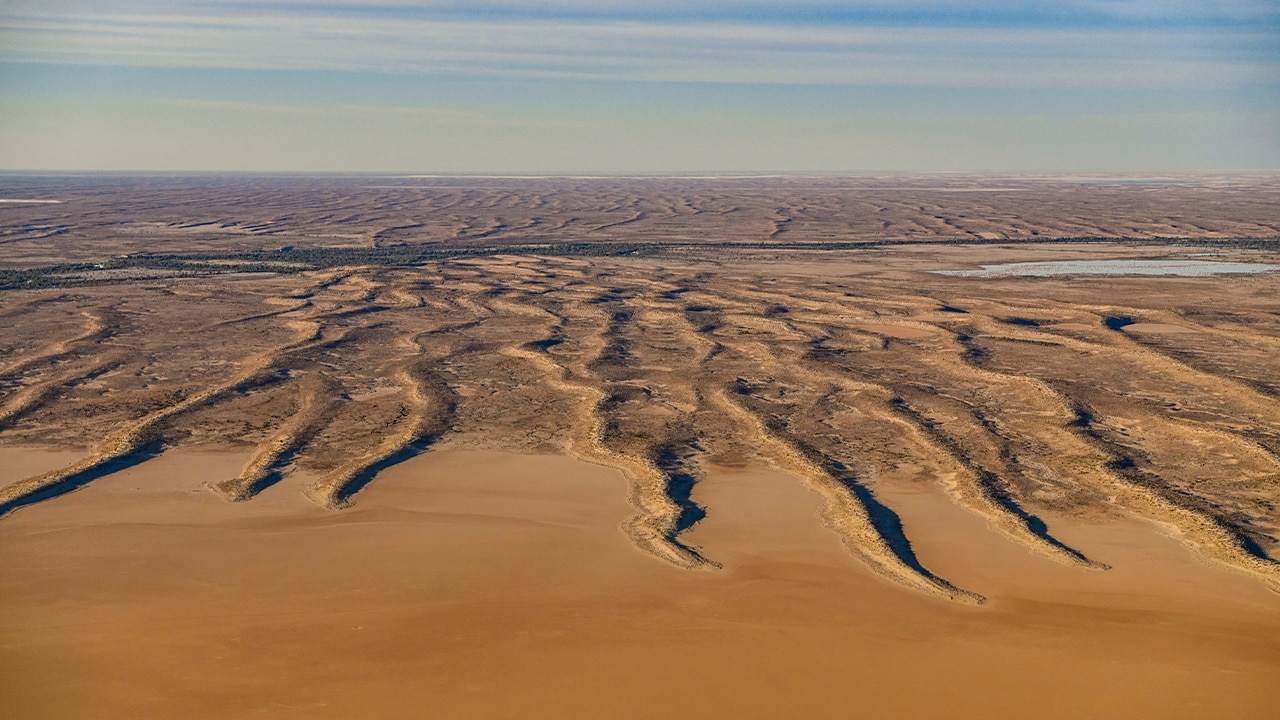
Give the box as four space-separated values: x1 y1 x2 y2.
1 1 1276 172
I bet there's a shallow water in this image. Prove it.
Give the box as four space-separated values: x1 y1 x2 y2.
935 259 1278 277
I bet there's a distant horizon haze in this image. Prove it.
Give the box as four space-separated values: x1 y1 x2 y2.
1 1 1276 173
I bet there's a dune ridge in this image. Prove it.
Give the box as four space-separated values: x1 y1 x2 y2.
1 248 1278 598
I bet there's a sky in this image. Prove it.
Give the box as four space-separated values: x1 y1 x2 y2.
0 1 1277 172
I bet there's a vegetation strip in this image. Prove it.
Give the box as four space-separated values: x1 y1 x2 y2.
3 236 1277 291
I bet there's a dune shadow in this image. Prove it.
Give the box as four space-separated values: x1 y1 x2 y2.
806 447 954 585
650 445 717 566
0 444 161 518
331 435 438 506
832 472 944 583
652 446 708 534
666 470 706 534
238 446 305 499
1074 405 1275 567
243 467 288 498
1104 315 1134 330
891 397 1102 567
982 476 1103 566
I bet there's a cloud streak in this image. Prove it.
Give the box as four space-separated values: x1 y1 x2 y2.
161 97 592 127
12 2 1279 24
1 2 1275 172
1 3 1275 87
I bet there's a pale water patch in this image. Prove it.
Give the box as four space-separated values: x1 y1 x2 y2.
935 259 1278 277
0 199 63 204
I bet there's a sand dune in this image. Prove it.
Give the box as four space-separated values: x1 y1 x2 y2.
2 251 1279 589
1 177 1279 717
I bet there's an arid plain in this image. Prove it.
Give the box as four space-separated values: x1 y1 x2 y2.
2 174 1279 718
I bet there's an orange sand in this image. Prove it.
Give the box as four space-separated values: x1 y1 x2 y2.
1122 323 1200 334
857 323 937 339
1046 322 1097 332
1 446 1277 719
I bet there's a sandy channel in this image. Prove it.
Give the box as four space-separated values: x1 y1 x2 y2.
1 446 1277 719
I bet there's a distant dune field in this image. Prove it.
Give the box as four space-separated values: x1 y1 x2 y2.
1 176 1278 718
1 173 1278 268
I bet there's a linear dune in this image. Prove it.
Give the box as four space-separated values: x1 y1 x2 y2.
2 251 1278 601
305 356 450 509
501 333 713 571
213 373 342 502
0 321 325 516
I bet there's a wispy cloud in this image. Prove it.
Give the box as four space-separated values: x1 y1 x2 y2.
161 97 591 127
13 2 1277 24
1 2 1275 87
1 2 1275 171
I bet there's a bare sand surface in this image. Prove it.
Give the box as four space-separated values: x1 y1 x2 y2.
1122 322 1200 334
2 446 1277 720
856 323 937 338
1047 322 1096 332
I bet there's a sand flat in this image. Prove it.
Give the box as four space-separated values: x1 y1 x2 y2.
1 446 1277 719
0 447 89 479
1047 322 1097 331
857 323 936 338
1123 322 1200 334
